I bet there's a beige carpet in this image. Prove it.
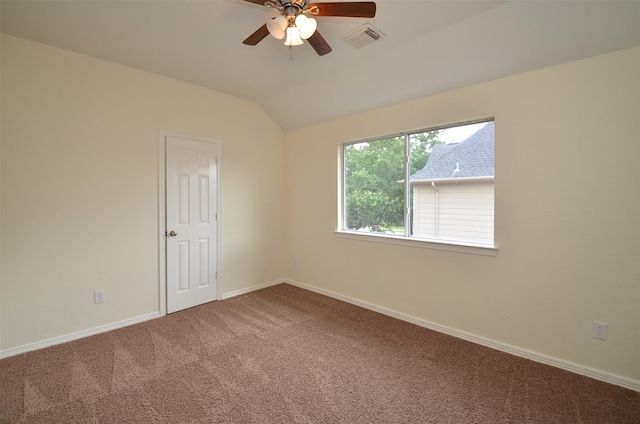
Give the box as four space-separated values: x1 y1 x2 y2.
1 283 638 423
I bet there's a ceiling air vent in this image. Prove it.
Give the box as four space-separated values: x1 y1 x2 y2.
342 24 385 49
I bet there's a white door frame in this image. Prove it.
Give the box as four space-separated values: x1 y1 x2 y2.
158 129 222 316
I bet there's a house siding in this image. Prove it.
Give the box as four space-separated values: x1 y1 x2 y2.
412 181 494 244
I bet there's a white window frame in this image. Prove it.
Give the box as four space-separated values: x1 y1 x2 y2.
336 119 498 257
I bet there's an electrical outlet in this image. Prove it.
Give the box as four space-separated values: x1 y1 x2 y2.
94 290 105 304
593 321 608 341
292 257 297 267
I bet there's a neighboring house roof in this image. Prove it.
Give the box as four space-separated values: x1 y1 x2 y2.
410 121 495 181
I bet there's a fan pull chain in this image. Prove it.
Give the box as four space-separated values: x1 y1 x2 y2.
289 45 294 60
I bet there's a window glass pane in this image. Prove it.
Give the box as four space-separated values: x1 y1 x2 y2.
344 137 405 234
341 119 494 247
409 121 495 245
408 129 444 236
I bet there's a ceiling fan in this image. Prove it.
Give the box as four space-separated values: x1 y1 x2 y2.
242 0 376 56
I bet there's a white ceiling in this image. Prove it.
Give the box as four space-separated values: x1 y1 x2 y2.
2 0 639 130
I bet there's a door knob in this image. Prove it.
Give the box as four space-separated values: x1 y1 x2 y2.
167 231 177 237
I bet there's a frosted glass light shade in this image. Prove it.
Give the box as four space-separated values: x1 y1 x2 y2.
284 27 303 46
267 15 287 40
295 15 317 39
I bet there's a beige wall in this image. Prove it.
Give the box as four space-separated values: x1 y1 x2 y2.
284 48 639 383
0 35 286 350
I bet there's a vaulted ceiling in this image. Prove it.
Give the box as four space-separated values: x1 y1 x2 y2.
2 0 639 130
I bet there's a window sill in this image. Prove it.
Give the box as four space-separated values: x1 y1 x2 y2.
335 231 498 256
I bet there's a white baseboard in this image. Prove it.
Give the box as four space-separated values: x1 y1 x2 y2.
0 279 284 359
0 312 160 360
4 279 637 393
284 278 640 393
221 279 284 300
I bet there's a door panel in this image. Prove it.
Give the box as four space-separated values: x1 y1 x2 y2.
166 135 218 313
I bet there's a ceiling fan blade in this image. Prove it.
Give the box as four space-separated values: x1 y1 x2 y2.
243 24 270 46
308 2 376 18
242 0 266 4
308 31 332 56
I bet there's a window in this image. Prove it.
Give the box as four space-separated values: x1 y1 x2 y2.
340 119 495 252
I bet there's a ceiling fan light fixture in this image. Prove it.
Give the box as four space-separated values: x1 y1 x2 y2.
284 26 303 46
242 0 378 56
267 15 287 39
295 14 317 39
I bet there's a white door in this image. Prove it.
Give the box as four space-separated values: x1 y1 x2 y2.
165 135 218 313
